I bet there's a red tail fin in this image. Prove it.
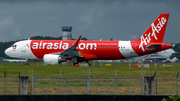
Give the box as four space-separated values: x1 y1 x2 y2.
135 13 169 43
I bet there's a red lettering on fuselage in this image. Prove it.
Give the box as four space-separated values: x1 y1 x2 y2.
30 40 125 60
31 41 97 50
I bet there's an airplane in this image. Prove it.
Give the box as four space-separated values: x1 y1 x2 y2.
1 57 27 63
5 13 172 65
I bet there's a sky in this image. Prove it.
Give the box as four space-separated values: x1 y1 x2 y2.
0 0 180 43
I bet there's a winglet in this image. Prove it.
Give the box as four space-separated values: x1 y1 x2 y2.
73 35 82 46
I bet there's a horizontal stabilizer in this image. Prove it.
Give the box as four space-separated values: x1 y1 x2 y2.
146 44 161 50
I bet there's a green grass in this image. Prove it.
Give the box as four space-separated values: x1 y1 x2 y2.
0 62 179 78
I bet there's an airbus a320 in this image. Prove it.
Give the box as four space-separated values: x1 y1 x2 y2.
5 13 171 65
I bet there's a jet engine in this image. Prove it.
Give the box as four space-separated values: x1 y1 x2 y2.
43 54 66 65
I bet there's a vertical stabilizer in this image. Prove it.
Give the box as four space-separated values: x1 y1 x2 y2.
135 13 169 43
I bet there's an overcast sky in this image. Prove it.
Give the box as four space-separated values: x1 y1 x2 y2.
0 0 180 43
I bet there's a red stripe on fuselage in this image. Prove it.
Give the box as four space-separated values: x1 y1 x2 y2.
30 40 126 60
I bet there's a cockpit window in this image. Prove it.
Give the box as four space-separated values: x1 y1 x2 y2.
12 44 17 48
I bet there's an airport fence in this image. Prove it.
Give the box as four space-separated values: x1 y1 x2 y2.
0 69 180 95
154 78 179 95
31 69 144 95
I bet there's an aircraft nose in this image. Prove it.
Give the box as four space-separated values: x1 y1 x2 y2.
5 48 10 56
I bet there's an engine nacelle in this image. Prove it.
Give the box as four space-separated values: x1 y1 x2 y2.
43 54 66 65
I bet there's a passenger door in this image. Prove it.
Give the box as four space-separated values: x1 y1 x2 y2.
21 43 26 52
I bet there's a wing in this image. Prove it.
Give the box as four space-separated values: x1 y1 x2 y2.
59 35 84 59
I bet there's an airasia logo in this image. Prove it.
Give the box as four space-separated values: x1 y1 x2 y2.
31 41 97 50
139 17 167 52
